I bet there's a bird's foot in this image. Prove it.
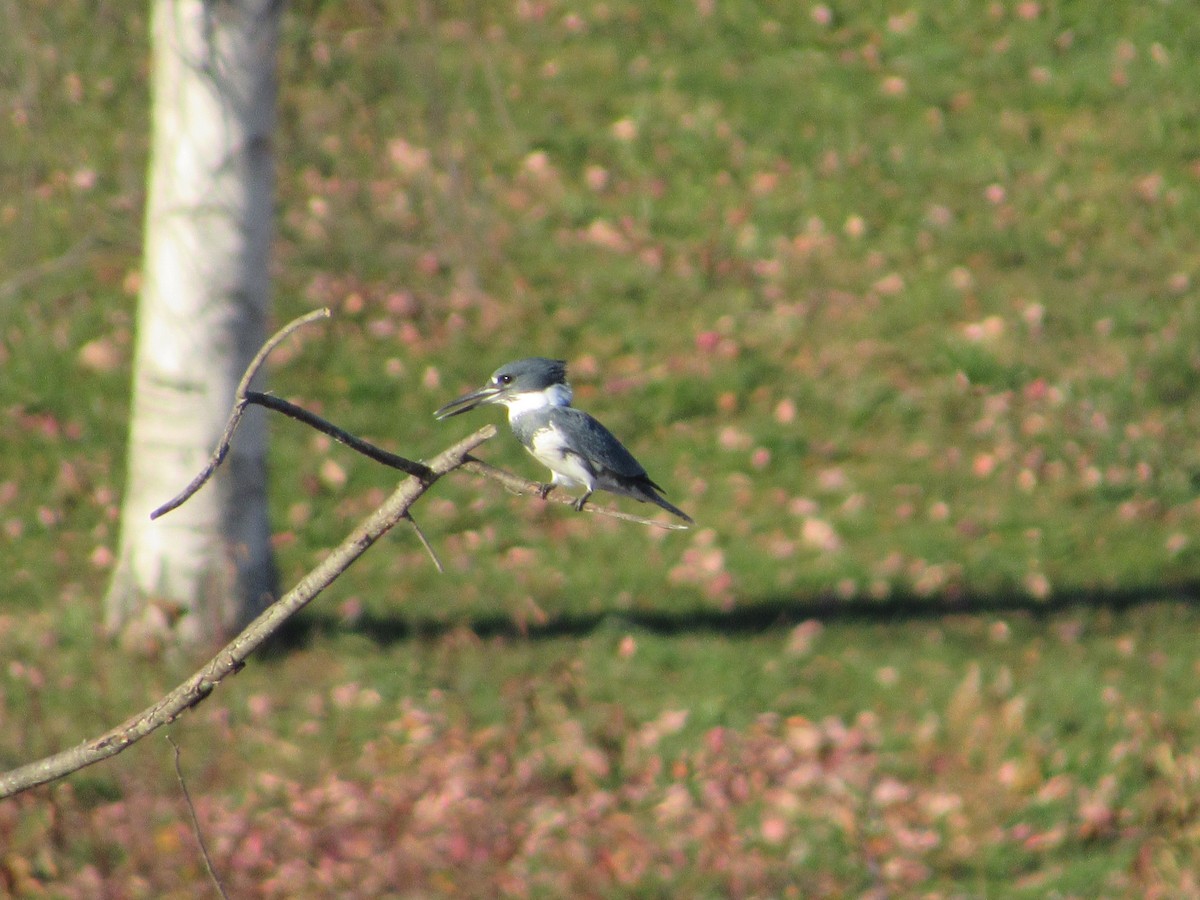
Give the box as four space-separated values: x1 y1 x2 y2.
572 491 592 512
537 483 556 500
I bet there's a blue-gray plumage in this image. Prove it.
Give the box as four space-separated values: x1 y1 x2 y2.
435 357 693 524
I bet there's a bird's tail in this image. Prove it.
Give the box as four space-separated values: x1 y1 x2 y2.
645 489 694 524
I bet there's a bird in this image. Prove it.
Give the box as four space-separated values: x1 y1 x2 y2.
434 357 693 524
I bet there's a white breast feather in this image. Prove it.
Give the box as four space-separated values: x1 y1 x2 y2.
528 423 594 491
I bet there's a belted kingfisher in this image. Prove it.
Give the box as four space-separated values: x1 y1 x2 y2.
435 357 693 524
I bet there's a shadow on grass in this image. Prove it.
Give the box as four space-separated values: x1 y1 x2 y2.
266 580 1200 653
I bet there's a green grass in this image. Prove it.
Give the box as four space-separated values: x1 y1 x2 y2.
4 0 1200 894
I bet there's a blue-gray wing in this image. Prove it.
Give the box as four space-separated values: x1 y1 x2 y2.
528 406 692 522
544 407 649 479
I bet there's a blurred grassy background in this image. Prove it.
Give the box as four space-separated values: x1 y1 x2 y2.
3 0 1200 894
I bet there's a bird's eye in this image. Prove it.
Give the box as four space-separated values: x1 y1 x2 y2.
497 374 512 385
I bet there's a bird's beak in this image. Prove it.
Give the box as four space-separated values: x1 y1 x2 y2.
433 384 502 420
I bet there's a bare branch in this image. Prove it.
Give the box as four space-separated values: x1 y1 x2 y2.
0 425 496 799
1 307 686 798
459 457 691 531
150 308 333 520
244 391 433 479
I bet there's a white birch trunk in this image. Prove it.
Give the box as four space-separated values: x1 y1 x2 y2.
106 0 281 648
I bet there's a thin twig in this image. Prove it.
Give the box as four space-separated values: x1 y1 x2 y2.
150 308 333 520
404 513 444 573
167 734 229 900
459 457 691 531
244 391 432 479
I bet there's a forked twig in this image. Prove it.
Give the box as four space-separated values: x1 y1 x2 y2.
150 308 337 520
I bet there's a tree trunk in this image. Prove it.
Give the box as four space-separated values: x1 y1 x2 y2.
106 0 281 649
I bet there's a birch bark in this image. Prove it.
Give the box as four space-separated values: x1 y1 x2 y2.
106 0 281 648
